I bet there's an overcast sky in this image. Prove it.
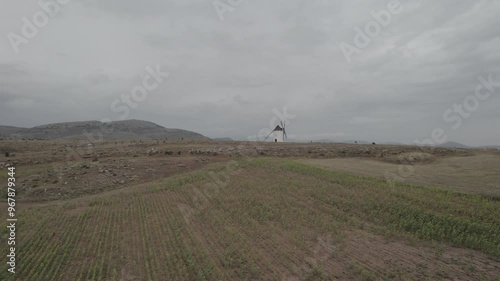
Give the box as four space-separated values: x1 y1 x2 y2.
1 0 499 145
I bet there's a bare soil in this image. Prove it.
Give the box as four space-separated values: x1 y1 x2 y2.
300 150 500 198
0 139 478 202
0 140 499 280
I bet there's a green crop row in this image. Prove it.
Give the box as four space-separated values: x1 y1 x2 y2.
249 158 500 259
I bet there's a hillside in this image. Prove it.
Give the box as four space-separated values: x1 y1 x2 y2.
438 141 470 149
0 120 209 141
213 137 234 142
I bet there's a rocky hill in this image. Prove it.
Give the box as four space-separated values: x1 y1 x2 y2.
0 120 209 141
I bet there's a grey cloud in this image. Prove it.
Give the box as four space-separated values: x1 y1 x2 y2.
0 0 499 146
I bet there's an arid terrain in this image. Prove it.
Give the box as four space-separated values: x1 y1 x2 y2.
0 140 499 280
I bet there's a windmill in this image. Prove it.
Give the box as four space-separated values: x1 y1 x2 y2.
264 121 288 142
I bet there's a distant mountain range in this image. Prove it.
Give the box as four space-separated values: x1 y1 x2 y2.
297 139 499 150
478 145 500 150
437 141 470 149
213 137 234 142
435 141 499 150
0 120 209 141
1 122 498 149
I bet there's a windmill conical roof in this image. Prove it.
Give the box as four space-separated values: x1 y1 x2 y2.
273 125 283 131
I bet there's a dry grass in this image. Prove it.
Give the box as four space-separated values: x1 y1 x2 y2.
1 157 499 280
300 151 500 199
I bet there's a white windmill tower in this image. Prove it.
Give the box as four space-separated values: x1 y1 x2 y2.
264 121 288 142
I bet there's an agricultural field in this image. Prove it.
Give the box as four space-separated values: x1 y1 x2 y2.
300 150 500 199
0 140 499 280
